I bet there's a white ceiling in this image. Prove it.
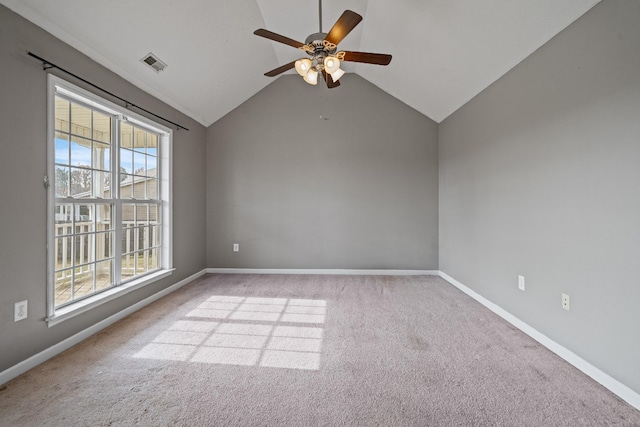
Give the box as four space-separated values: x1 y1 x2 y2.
1 0 599 127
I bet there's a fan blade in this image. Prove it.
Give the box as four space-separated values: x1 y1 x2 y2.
264 61 296 77
321 70 340 88
324 10 362 46
340 51 392 65
254 29 305 49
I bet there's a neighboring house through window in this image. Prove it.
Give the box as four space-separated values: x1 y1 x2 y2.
47 75 173 325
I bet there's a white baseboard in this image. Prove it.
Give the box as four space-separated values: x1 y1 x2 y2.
206 268 439 276
0 268 207 387
438 270 640 411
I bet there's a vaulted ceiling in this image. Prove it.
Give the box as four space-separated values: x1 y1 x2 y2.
1 0 599 127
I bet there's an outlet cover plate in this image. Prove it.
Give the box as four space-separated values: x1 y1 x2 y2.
562 293 570 311
14 300 28 322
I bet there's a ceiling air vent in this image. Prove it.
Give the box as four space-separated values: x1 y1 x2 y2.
141 53 167 73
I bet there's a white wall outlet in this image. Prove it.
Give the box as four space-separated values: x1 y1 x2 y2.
562 293 570 311
518 275 525 291
14 300 28 322
233 243 239 252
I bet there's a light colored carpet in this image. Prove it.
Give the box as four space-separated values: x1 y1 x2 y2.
1 274 639 426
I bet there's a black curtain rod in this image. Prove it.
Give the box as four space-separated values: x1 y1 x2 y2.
28 51 189 131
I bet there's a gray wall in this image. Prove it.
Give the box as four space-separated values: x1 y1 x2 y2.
439 0 640 394
207 74 439 269
0 5 207 372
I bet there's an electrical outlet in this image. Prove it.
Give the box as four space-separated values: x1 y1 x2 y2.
518 275 525 291
562 293 570 311
233 243 239 252
14 300 28 322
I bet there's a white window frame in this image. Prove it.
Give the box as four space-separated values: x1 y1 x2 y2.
46 75 173 326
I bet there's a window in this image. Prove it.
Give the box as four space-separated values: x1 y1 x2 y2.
47 76 172 325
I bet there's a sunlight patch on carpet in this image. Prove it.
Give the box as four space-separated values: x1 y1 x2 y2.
133 296 326 370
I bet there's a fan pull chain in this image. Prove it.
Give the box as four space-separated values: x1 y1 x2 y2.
319 86 329 121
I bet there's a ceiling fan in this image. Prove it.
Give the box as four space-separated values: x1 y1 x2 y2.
253 1 392 88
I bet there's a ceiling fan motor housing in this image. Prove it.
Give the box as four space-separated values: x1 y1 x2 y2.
305 32 327 46
303 32 337 70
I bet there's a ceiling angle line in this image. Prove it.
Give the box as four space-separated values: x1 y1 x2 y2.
27 51 189 131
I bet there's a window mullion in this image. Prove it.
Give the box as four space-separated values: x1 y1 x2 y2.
70 208 76 301
113 117 123 285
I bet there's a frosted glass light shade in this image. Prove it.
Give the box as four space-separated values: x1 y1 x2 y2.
324 56 340 73
303 68 318 85
330 68 345 82
295 58 312 77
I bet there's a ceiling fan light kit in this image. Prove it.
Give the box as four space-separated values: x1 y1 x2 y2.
329 67 345 82
295 58 312 77
324 57 339 73
303 68 319 85
254 3 392 89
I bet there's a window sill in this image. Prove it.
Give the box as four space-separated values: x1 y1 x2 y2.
46 269 174 327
